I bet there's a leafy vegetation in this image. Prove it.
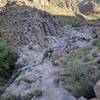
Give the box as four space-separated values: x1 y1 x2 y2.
0 31 7 37
64 16 87 27
57 47 100 99
0 43 17 86
16 75 29 85
93 38 100 50
0 93 18 100
24 90 43 100
0 89 42 100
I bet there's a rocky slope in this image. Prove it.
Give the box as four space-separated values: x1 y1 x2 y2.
0 1 100 100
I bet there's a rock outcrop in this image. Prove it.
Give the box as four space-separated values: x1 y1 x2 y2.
78 96 87 100
13 0 78 11
0 4 62 48
78 0 100 15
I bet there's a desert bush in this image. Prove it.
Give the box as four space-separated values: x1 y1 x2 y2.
59 48 100 98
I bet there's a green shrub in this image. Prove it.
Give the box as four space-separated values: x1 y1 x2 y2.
60 48 100 98
0 93 18 100
24 90 43 100
93 38 100 49
32 7 37 11
62 16 87 27
0 31 7 37
16 75 29 85
0 43 17 86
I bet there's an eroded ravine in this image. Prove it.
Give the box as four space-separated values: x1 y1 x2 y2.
1 27 94 100
0 4 96 100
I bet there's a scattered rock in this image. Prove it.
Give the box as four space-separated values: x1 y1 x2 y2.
89 98 97 100
37 88 77 100
78 96 87 100
94 80 100 100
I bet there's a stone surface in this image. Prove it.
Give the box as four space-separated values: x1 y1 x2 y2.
89 98 97 100
34 87 77 100
78 0 100 15
94 81 100 98
78 96 87 100
0 2 97 100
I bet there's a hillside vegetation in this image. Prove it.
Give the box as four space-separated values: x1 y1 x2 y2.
0 0 99 25
0 0 100 100
0 43 17 86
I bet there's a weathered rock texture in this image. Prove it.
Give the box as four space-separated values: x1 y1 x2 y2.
4 0 100 15
0 4 62 48
0 1 99 100
94 81 100 100
78 0 100 15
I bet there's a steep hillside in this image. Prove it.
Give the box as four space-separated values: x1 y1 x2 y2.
0 0 78 15
0 0 100 100
0 0 99 23
0 4 62 47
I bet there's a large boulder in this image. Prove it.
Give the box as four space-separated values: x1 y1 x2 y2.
94 80 100 100
78 0 95 15
78 0 100 15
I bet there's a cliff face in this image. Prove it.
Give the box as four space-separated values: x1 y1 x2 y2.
1 0 79 13
2 0 99 16
0 5 62 48
17 0 78 8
